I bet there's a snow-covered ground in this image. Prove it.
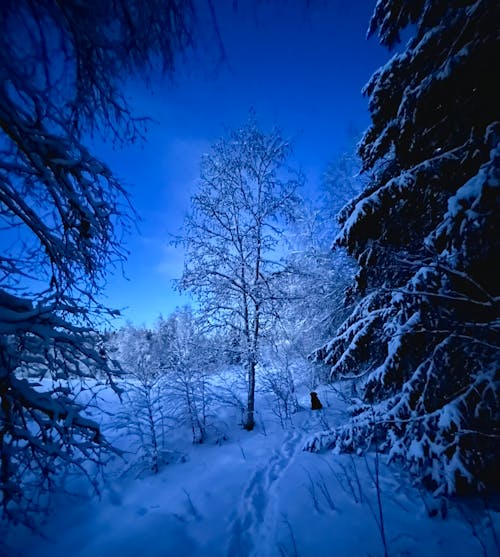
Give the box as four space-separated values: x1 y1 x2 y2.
3 378 499 557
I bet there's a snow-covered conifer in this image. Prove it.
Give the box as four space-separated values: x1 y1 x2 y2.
311 0 500 494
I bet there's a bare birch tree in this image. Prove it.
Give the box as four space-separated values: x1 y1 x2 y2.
178 116 303 430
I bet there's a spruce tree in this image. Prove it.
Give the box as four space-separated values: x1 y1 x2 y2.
311 0 500 494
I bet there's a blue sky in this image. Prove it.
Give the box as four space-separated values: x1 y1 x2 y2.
98 0 388 327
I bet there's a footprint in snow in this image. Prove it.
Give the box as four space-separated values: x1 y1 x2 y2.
226 429 304 557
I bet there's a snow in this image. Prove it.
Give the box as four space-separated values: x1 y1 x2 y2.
3 376 499 557
447 140 500 217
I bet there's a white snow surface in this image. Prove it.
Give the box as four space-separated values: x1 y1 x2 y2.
3 376 499 557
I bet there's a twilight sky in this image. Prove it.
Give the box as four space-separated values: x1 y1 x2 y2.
98 0 388 327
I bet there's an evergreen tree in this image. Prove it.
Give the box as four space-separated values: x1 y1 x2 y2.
311 0 500 494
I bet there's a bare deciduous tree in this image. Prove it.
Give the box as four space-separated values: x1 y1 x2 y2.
0 0 212 525
178 116 303 430
108 325 167 475
159 307 212 444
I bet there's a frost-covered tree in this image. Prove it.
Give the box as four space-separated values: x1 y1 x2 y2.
178 116 303 430
0 0 207 525
260 344 299 428
159 307 213 444
108 325 167 475
273 150 365 389
0 296 120 525
321 146 366 228
108 311 216 465
269 209 349 392
311 0 500 494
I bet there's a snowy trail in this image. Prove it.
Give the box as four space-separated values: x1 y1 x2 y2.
5 383 496 557
226 426 306 557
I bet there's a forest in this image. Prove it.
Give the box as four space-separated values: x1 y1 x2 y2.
1 1 499 556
